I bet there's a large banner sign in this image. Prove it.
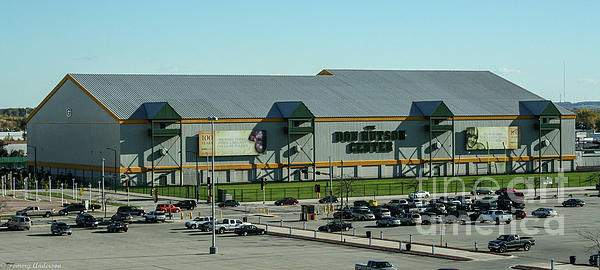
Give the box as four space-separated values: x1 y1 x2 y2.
465 127 519 150
199 130 266 156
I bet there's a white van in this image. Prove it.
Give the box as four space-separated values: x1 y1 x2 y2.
8 216 31 230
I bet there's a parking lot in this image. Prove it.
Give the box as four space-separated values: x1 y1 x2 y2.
2 188 600 269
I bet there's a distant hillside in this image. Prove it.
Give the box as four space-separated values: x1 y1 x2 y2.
557 102 600 111
0 108 33 131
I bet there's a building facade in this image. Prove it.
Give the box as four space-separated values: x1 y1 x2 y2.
26 70 576 186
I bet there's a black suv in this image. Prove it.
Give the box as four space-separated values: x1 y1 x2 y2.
76 214 99 227
111 212 133 222
117 206 145 216
174 200 197 210
59 204 86 215
51 222 72 236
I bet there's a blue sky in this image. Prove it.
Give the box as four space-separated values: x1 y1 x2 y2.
1 1 598 108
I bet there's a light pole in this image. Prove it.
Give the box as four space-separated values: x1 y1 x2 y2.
61 183 64 205
106 148 117 193
208 116 218 255
186 150 200 202
102 157 106 218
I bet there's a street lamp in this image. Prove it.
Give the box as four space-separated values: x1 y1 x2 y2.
186 150 200 202
101 157 106 218
27 145 37 179
208 116 218 255
106 148 117 193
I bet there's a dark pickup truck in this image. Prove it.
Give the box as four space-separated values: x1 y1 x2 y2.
488 234 535 253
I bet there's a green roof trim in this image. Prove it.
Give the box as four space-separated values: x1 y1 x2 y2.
540 102 562 116
143 102 182 120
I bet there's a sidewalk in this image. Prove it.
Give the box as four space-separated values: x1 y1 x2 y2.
257 223 510 262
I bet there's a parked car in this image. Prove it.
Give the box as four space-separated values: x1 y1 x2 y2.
16 206 55 217
532 208 557 218
355 260 397 270
207 218 250 234
76 213 99 227
351 208 375 221
474 197 497 209
117 206 146 216
275 197 299 206
318 220 352 232
488 234 535 253
234 224 265 236
7 216 31 230
471 188 493 195
333 208 354 219
495 187 516 195
319 196 338 204
398 213 421 225
174 200 197 210
185 216 213 229
385 199 408 208
408 190 430 199
58 204 86 215
111 212 133 222
455 195 473 204
218 200 240 208
145 211 166 223
590 253 600 266
107 221 128 232
51 222 72 236
156 204 181 213
512 210 527 220
376 216 402 227
370 207 391 220
477 210 512 224
421 212 443 225
353 200 369 207
562 198 585 207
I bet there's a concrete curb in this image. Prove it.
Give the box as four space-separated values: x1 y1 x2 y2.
265 231 472 261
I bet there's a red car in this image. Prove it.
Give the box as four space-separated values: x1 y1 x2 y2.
513 210 527 220
495 187 516 195
275 197 299 206
156 204 181 213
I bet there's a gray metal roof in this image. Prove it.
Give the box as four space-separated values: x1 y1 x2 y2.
68 70 572 119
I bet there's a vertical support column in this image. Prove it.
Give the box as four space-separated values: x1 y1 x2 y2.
151 120 155 187
538 117 542 174
429 118 433 177
312 119 316 182
180 120 183 186
287 119 291 182
559 117 563 172
451 117 455 176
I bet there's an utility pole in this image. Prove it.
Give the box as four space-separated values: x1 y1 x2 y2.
208 116 218 255
102 157 106 218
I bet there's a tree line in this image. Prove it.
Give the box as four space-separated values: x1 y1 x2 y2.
575 109 600 131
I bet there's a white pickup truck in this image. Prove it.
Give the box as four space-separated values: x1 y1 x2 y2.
478 210 512 224
16 206 55 217
207 218 250 234
355 260 397 270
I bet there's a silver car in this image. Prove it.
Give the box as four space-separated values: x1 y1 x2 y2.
351 209 375 221
376 217 402 227
532 208 558 218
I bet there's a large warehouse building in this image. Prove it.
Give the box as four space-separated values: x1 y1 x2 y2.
26 69 576 187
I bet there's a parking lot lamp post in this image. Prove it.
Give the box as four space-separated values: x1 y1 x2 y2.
35 179 38 201
61 183 64 205
208 116 218 255
105 148 117 193
89 183 92 207
102 157 106 218
72 178 75 199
